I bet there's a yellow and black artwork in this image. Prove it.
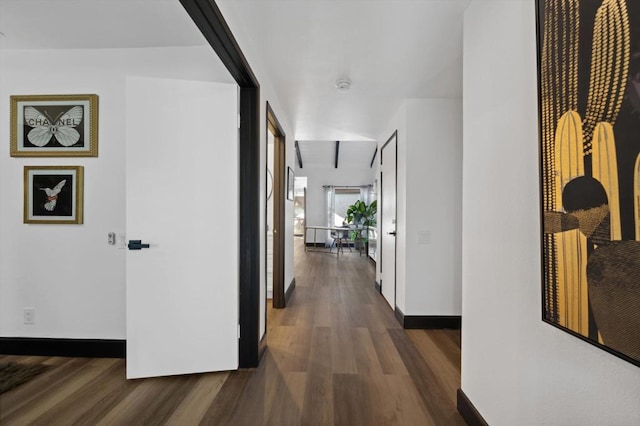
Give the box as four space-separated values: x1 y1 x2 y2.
537 0 640 366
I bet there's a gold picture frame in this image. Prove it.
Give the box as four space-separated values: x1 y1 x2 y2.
11 94 98 157
24 166 84 224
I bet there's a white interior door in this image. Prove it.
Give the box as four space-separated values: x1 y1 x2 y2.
380 133 397 308
126 76 238 379
266 130 275 301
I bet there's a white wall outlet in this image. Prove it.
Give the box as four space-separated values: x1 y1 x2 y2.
24 307 35 324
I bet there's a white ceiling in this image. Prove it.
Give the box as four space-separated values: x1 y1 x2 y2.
0 0 208 49
218 0 470 144
0 0 470 169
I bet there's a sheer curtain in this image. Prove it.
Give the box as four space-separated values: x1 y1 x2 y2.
360 185 373 204
324 185 335 246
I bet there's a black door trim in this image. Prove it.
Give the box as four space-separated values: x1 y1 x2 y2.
180 0 261 368
0 337 126 358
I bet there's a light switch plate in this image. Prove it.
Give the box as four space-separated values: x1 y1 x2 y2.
24 307 35 324
418 231 431 245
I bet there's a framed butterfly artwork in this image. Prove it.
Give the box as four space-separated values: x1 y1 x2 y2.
10 94 98 157
24 166 84 224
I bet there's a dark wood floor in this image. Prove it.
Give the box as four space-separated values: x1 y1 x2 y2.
0 238 463 425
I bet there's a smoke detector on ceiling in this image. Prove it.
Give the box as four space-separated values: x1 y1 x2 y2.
335 79 351 93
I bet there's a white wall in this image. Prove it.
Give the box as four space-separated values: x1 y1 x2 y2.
462 1 640 425
0 47 233 339
298 167 376 244
405 99 462 315
377 99 462 316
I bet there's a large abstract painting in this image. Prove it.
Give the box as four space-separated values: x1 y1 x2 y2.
537 0 640 366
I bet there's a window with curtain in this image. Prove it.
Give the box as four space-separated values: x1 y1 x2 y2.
334 188 360 226
324 185 374 246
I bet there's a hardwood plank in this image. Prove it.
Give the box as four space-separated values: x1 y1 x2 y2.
96 373 200 425
389 328 466 425
351 327 383 375
427 329 462 367
29 359 130 426
3 358 117 425
376 374 437 425
264 324 295 372
284 324 314 373
444 328 462 347
14 355 52 365
198 370 253 426
370 329 409 376
264 371 306 425
0 357 93 420
300 326 333 425
347 303 370 328
330 309 358 374
407 330 461 406
0 355 23 363
225 349 304 425
165 372 229 425
313 297 333 327
333 373 374 425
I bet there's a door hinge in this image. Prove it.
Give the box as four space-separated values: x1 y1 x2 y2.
237 324 241 339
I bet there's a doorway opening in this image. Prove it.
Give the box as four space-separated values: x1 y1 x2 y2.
293 178 307 237
181 0 262 368
266 103 286 311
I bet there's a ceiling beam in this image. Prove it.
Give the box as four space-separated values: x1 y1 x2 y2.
370 146 378 168
295 140 303 169
335 140 340 169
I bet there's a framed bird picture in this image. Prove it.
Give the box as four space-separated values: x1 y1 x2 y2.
24 166 84 224
10 94 98 157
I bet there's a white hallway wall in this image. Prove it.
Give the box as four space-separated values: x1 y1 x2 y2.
0 47 233 339
462 1 640 425
377 99 462 316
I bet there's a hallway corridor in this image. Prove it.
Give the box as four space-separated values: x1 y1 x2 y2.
221 239 464 425
0 239 463 425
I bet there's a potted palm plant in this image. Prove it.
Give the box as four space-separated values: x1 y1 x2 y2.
346 200 377 250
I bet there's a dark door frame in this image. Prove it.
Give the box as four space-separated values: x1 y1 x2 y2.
180 0 262 368
267 103 287 310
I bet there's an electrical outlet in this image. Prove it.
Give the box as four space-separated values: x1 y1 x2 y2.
24 307 35 325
